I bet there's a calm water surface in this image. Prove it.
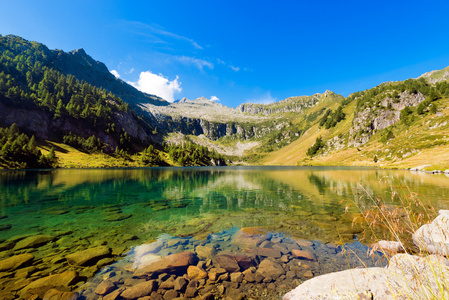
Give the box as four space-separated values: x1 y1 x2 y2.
1 166 449 298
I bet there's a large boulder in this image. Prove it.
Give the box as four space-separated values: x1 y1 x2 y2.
413 210 449 256
134 252 198 277
283 253 449 300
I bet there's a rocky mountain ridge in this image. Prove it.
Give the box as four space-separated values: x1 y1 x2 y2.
1 34 449 169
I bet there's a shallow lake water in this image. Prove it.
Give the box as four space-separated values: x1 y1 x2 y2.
0 167 449 299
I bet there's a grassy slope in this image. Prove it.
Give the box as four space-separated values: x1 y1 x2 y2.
38 142 167 168
262 96 449 170
261 94 355 165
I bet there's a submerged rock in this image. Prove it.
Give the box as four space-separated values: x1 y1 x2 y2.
43 288 78 300
187 265 208 280
65 246 111 266
0 253 34 272
256 258 285 279
21 270 79 296
120 280 158 299
13 235 54 250
0 224 12 231
134 251 198 277
212 254 240 273
291 249 316 261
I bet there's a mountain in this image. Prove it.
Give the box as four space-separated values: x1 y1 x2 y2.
1 34 449 170
0 34 156 152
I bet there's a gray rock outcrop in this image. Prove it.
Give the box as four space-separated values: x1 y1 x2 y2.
413 210 449 256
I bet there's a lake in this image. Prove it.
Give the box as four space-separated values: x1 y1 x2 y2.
0 167 448 299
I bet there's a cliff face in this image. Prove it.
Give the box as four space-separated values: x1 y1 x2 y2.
0 101 152 151
349 91 426 146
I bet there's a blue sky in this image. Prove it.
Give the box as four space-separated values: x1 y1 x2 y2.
1 1 449 107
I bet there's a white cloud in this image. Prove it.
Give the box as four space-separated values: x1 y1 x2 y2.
230 66 240 72
175 56 213 71
123 21 203 50
110 70 120 78
210 96 220 101
216 58 241 72
128 71 182 102
247 92 277 105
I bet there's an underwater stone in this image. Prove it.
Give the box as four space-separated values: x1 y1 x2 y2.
256 258 285 279
65 246 111 266
21 270 79 295
13 235 54 250
104 213 132 222
134 252 198 277
0 224 11 231
187 265 208 280
195 245 216 260
43 288 79 300
291 249 316 261
212 254 240 273
95 280 116 295
0 253 34 272
120 280 158 299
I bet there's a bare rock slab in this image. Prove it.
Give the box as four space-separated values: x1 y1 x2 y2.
284 253 449 300
66 246 111 266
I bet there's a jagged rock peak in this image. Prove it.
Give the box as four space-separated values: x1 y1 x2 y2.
70 48 87 55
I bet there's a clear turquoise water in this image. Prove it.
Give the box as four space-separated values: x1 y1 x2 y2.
1 167 449 297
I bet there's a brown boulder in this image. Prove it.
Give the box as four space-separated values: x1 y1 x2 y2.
120 280 157 299
43 288 78 300
291 249 316 261
187 265 208 280
95 280 116 295
212 254 241 272
134 252 198 277
256 259 285 278
66 246 111 266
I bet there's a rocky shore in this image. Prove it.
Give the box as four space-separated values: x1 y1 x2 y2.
0 225 385 299
283 210 449 299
